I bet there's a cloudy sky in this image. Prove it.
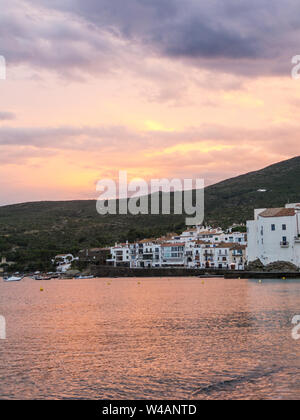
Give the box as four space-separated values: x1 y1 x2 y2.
0 0 300 205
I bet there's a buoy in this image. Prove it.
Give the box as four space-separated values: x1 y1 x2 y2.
40 288 44 292
259 280 262 284
138 282 141 285
202 281 205 285
282 277 286 280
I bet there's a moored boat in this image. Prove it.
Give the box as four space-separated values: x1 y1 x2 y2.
4 276 23 282
34 276 52 281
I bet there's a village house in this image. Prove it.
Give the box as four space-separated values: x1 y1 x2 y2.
177 226 247 245
53 254 78 273
133 240 162 268
107 242 132 267
161 243 185 267
106 225 247 270
247 203 300 267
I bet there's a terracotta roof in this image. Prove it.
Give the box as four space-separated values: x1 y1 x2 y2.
161 243 185 247
198 230 221 235
259 208 295 218
230 244 247 250
138 239 156 244
214 243 233 248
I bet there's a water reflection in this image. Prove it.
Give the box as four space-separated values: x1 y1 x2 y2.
0 277 299 399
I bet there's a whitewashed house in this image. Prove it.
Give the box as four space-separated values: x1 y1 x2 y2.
247 204 300 267
132 240 162 268
107 242 132 267
161 243 185 267
185 241 246 270
106 225 248 270
53 254 77 272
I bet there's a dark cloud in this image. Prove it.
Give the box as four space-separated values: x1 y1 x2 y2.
23 0 300 77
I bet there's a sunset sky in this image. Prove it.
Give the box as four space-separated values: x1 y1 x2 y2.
1 0 300 205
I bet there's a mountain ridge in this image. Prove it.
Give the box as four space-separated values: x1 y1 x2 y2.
0 156 299 270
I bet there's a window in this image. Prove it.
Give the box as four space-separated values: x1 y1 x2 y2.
282 236 287 243
271 224 276 231
282 224 287 231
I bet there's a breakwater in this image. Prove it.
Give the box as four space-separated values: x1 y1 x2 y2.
91 266 226 278
225 271 300 279
90 266 300 278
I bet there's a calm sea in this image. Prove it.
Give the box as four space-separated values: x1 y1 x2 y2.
0 277 299 400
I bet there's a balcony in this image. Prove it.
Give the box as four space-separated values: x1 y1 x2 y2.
143 254 153 260
295 236 300 243
280 241 289 248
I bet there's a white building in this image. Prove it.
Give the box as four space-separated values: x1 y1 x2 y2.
161 243 185 266
107 240 162 268
53 254 77 272
247 203 300 267
187 242 246 270
131 240 162 268
107 242 132 267
106 225 247 270
178 226 247 245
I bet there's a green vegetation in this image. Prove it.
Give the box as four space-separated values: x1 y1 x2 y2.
1 156 300 271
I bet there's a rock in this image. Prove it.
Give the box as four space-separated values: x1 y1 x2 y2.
264 261 299 272
247 259 264 271
246 259 299 272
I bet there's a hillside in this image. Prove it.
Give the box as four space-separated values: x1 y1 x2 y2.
204 155 300 225
0 156 300 271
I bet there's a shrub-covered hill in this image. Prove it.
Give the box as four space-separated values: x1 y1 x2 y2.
0 156 299 271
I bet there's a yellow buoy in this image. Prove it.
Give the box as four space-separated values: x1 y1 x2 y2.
282 277 286 280
138 282 141 285
259 280 262 284
40 288 44 292
202 281 205 285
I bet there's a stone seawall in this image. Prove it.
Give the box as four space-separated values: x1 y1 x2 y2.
225 271 300 279
91 266 228 278
90 266 300 279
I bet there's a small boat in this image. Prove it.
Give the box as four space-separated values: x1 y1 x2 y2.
4 276 23 282
34 276 52 281
77 275 94 279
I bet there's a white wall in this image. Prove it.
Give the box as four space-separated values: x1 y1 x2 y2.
247 207 300 267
